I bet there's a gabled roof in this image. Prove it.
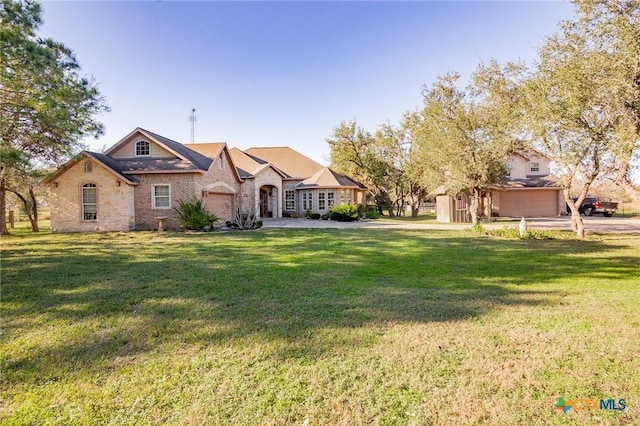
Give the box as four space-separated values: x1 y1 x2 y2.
42 151 139 185
295 168 366 189
184 143 244 183
228 147 289 179
183 142 226 159
104 127 213 172
243 147 324 179
228 147 263 176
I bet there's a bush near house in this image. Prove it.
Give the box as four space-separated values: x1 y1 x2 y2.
225 210 263 230
329 204 359 222
366 208 380 219
174 198 218 231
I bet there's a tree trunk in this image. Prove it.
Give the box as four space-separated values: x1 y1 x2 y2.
564 188 587 239
574 211 585 239
5 186 38 232
29 184 39 232
468 190 480 225
411 204 418 218
379 191 395 217
0 176 9 235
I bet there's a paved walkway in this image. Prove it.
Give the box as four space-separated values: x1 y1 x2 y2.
261 216 640 234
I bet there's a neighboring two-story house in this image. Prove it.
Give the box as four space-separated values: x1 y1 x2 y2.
43 128 366 232
436 151 564 222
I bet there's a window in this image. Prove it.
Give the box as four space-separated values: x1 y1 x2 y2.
135 140 150 156
327 191 335 208
285 190 295 210
505 162 512 176
84 161 92 173
530 162 540 173
339 190 346 205
152 184 171 209
346 191 352 204
318 191 326 210
302 191 312 210
82 183 97 221
219 152 225 170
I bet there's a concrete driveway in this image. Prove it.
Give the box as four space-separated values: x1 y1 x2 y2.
261 216 640 234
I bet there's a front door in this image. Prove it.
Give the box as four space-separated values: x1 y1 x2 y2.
260 189 269 218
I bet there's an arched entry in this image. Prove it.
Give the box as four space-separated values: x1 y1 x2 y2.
259 185 277 218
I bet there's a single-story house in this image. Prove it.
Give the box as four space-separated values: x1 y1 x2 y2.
436 151 565 223
43 127 366 232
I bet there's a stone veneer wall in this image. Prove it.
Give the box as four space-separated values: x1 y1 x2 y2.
49 158 135 232
282 180 300 215
133 173 196 230
252 168 283 218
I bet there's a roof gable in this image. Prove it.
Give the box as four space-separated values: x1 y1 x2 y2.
296 167 365 189
104 127 213 171
228 147 288 179
186 143 244 183
42 151 139 185
228 147 263 175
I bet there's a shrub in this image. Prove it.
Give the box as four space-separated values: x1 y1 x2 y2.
175 198 218 231
226 210 262 230
468 224 568 240
466 223 485 234
310 213 321 220
329 204 359 222
366 208 380 219
305 209 312 219
321 213 331 220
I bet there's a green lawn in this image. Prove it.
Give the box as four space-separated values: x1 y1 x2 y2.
2 228 639 425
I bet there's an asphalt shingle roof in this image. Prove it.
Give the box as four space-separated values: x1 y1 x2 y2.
141 128 213 171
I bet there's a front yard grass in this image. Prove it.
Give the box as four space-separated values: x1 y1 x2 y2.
2 229 639 425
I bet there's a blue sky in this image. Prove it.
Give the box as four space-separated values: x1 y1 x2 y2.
39 1 575 165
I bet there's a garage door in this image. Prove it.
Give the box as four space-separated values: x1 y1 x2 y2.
205 193 235 222
499 190 558 217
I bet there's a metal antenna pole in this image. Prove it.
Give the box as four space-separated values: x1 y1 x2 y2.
190 108 196 143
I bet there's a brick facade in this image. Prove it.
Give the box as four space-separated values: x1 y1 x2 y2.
133 173 196 230
49 158 135 232
45 129 365 232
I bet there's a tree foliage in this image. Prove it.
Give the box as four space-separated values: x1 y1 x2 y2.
521 0 640 238
327 120 431 217
412 62 524 224
326 0 638 238
574 1 640 170
327 121 396 216
0 0 109 234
